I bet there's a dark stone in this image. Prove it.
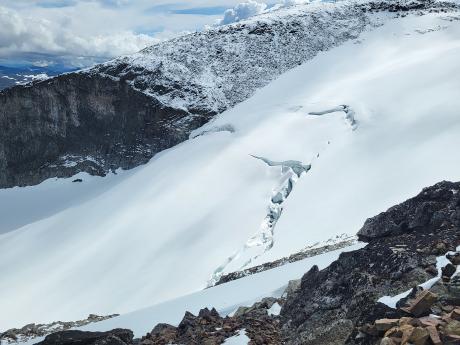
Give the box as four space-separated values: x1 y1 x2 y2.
442 263 457 278
0 73 200 189
36 329 134 345
357 181 460 241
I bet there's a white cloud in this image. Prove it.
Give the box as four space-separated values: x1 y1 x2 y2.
220 0 268 25
281 0 310 5
0 6 158 61
218 0 310 25
0 0 311 68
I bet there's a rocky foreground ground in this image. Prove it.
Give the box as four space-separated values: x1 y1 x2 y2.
1 180 459 345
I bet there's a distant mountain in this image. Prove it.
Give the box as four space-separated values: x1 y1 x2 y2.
0 65 76 91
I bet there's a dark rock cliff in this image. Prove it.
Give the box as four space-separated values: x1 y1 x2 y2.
0 73 203 188
280 181 460 344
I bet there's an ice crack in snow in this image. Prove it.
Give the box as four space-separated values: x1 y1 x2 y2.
207 156 311 287
207 105 360 287
308 105 357 130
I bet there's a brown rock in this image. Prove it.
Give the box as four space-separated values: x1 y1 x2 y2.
408 327 429 345
445 320 460 336
375 319 400 331
451 308 460 321
385 324 414 340
427 325 442 345
400 324 415 344
401 290 438 317
398 317 413 326
419 316 442 327
385 327 402 338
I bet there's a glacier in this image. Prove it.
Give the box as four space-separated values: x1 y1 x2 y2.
1 0 460 334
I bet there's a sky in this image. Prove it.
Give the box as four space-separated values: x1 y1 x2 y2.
0 0 299 69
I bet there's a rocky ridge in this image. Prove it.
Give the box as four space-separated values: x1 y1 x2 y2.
1 0 457 188
281 180 460 344
0 314 119 344
214 234 357 286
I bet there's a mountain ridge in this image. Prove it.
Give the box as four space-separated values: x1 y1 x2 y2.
0 0 441 189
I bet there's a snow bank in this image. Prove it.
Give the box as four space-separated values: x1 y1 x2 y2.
223 330 250 344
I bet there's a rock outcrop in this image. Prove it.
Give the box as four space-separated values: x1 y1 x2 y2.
0 314 119 344
140 301 282 345
35 329 133 345
280 181 460 345
357 181 460 241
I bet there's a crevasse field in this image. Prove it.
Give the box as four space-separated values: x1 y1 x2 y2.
1 9 460 332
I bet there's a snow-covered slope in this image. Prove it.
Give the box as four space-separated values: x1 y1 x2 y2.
1 0 460 331
94 1 370 114
21 243 364 344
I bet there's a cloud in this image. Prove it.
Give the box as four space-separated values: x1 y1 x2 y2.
218 0 310 25
220 0 268 25
281 0 310 5
0 5 158 61
0 0 310 68
36 0 78 8
172 6 228 15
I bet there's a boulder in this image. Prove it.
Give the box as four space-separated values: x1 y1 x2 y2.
357 181 460 241
401 290 437 317
447 253 460 266
408 327 429 345
426 325 442 345
442 263 457 278
451 308 460 321
445 320 460 337
36 329 133 345
375 319 399 331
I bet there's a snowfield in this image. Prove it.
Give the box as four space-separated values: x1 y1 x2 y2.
1 3 460 332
